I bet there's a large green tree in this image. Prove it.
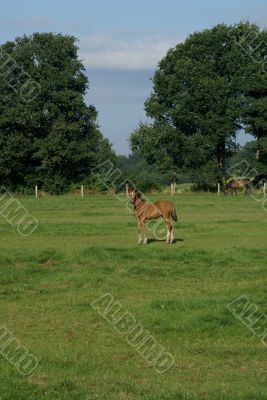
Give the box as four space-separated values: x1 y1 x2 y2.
241 28 267 163
0 33 113 193
130 22 262 187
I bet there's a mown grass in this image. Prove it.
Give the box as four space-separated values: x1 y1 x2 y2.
0 193 266 399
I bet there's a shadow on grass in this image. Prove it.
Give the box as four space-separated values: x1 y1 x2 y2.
147 238 184 244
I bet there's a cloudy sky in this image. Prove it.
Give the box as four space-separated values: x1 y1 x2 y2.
1 0 266 154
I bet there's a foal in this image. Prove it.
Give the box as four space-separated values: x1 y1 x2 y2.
128 189 177 244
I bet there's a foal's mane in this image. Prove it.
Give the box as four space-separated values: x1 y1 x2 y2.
136 190 147 202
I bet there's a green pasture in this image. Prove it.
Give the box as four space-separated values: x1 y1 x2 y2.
0 193 266 400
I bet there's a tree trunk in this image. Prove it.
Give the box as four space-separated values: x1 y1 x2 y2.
216 141 226 181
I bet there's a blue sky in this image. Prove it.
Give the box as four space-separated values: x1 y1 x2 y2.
1 0 265 154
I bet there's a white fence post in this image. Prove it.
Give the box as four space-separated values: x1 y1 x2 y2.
171 183 174 196
126 183 129 196
35 185 38 199
217 183 220 196
81 185 84 198
264 182 266 196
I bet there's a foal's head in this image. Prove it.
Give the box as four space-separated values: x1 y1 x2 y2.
128 188 141 205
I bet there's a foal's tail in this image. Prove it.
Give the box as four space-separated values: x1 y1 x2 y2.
171 204 177 222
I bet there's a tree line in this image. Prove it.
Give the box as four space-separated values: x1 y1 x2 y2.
0 22 266 193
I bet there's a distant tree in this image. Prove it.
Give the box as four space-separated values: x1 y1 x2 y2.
0 33 114 193
130 22 262 187
115 153 165 192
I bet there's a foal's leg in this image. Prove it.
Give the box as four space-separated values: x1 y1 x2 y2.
164 219 173 243
163 217 170 243
142 221 148 244
170 224 174 243
166 224 170 243
137 221 142 244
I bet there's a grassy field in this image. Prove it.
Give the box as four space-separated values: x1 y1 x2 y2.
0 193 266 400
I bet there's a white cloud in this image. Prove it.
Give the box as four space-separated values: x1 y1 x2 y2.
79 35 180 70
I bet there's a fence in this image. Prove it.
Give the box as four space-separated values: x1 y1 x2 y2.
31 182 267 198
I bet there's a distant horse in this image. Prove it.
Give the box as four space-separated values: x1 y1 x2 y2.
224 179 251 195
128 189 177 244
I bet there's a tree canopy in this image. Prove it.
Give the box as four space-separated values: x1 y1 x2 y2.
130 22 267 187
0 33 114 193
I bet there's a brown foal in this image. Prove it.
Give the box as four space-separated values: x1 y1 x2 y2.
128 189 177 244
